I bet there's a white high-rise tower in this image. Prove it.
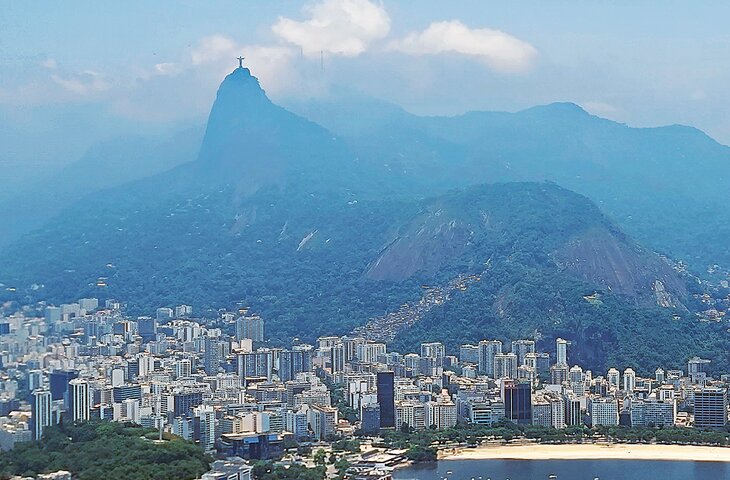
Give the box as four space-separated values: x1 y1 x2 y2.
31 390 52 440
70 379 91 422
556 338 569 366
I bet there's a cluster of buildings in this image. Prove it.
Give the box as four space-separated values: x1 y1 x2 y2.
327 337 728 435
0 297 728 461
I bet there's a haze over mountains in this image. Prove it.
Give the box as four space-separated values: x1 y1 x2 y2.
290 95 730 269
0 127 203 246
1 66 728 372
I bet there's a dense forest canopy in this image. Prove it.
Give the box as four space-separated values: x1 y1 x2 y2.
0 421 211 480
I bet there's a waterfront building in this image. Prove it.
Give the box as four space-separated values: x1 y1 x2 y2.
564 395 582 427
395 401 427 431
426 393 457 430
549 395 566 428
630 398 675 427
532 399 552 427
589 397 619 426
694 387 728 428
503 381 532 425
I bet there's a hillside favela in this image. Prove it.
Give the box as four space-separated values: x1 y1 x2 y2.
1 2 730 480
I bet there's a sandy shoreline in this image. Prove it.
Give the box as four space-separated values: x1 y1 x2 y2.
440 443 730 463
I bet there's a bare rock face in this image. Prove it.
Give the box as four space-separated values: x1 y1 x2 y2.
366 213 473 281
553 226 687 305
366 182 686 307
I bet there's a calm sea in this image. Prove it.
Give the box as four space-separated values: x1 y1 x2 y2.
392 459 730 480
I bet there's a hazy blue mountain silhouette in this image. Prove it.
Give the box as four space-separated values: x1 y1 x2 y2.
1 68 727 372
292 96 730 267
0 126 203 247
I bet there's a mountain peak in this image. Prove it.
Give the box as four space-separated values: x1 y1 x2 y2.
214 67 271 108
521 102 589 117
194 67 348 192
196 68 277 166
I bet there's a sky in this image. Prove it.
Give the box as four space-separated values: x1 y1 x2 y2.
2 1 730 183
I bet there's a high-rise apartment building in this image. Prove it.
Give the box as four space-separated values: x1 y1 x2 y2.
556 338 569 366
420 342 446 366
694 387 728 429
623 368 636 393
589 397 618 426
236 315 264 342
478 340 502 376
377 371 395 429
494 353 518 380
69 379 91 423
511 340 536 366
503 381 532 425
31 390 52 440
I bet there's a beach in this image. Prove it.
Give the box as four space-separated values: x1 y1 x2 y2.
441 443 730 463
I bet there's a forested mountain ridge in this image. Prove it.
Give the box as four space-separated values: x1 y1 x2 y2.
291 96 730 270
0 68 726 372
367 183 685 308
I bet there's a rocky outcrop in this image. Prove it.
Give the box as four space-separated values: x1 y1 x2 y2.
366 183 687 306
553 226 687 305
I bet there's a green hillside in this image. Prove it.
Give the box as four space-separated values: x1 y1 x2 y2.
0 421 211 480
1 68 727 373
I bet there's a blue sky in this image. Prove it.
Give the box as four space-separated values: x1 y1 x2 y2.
2 1 730 179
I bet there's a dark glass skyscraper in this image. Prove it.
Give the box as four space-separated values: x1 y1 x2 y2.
174 389 205 417
137 317 157 343
49 370 78 406
360 403 381 435
377 371 395 429
504 381 532 425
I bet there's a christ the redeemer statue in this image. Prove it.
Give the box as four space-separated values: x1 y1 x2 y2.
237 56 244 68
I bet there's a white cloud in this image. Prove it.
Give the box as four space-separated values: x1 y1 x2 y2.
154 62 180 76
189 35 305 96
237 45 300 93
191 34 240 66
51 70 110 95
272 0 390 57
389 20 537 72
